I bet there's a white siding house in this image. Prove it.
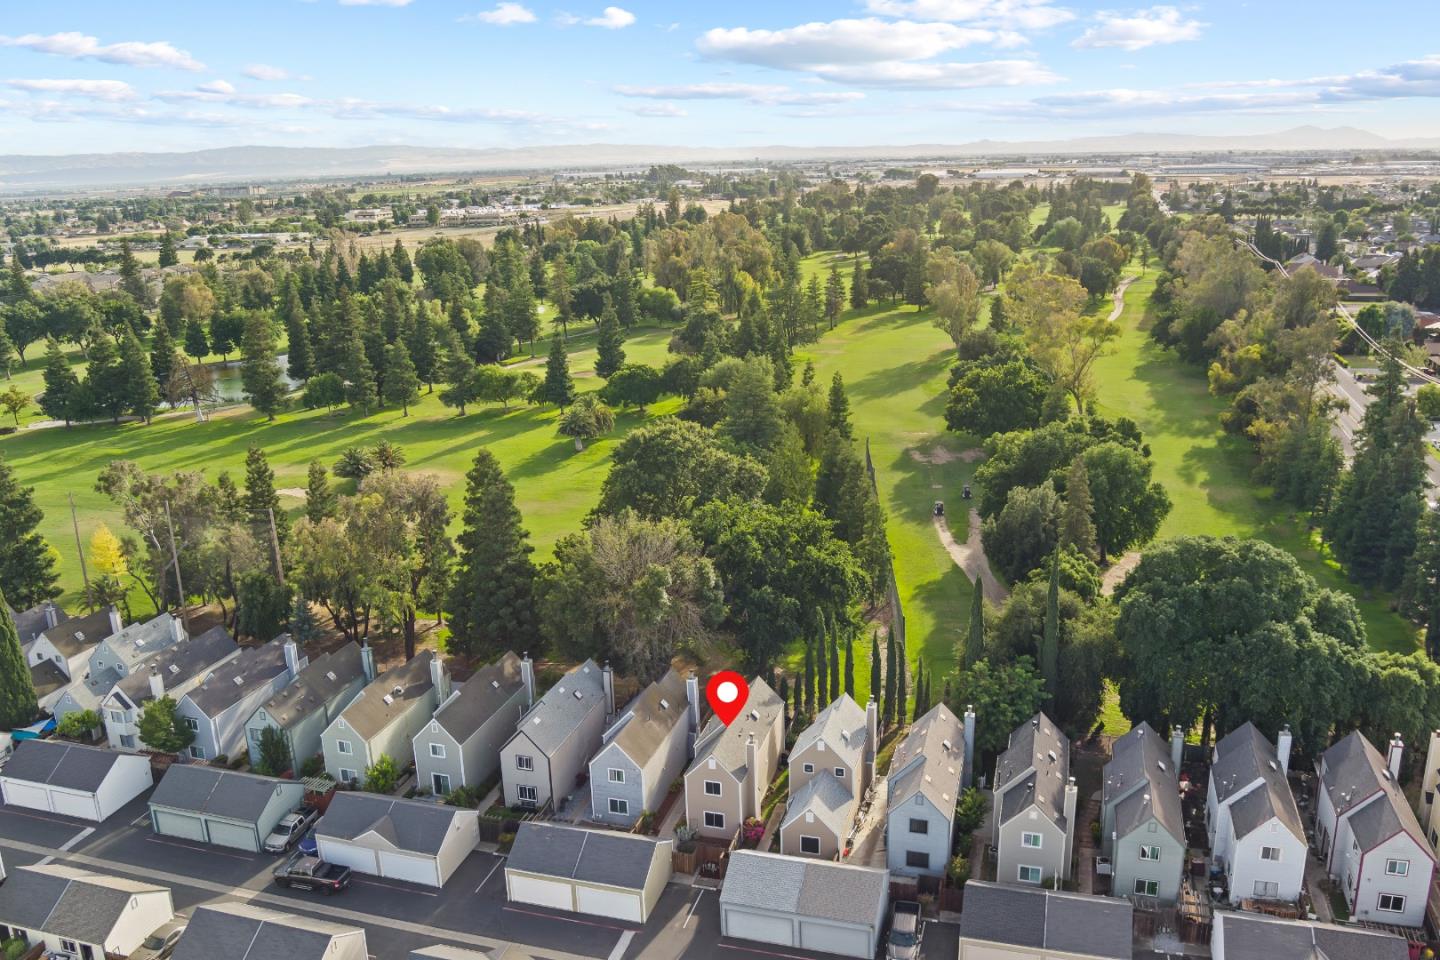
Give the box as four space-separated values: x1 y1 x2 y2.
886 703 971 877
1205 723 1306 905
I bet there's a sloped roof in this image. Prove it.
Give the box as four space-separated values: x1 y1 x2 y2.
1213 913 1408 960
185 638 290 717
0 864 167 946
258 643 364 730
792 694 867 773
1212 722 1304 842
10 602 65 646
172 902 363 960
507 822 667 890
338 651 439 741
720 851 888 925
41 609 117 660
959 881 1131 960
511 659 606 755
688 677 784 780
605 668 688 763
112 626 238 710
1 739 138 792
780 772 853 840
30 659 70 699
1320 731 1432 856
150 765 298 822
431 651 524 744
995 712 1070 829
1104 722 1184 844
80 612 184 700
887 702 964 812
315 791 468 856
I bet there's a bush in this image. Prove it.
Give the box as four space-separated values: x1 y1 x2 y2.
212 754 229 766
946 854 970 886
444 786 482 809
300 754 325 778
498 831 516 853
954 788 986 835
56 709 101 740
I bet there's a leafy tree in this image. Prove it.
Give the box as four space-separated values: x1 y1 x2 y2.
447 449 539 656
1060 456 1098 559
236 569 291 641
365 754 400 794
39 339 80 425
982 481 1061 582
1078 442 1170 562
557 394 615 450
157 232 178 268
289 594 320 646
595 305 626 378
138 695 195 754
945 360 1048 438
599 363 664 410
0 592 37 729
0 385 29 425
302 372 345 413
85 333 128 424
0 455 59 607
382 341 421 416
333 447 375 482
240 312 287 421
947 657 1046 754
57 709 101 740
928 259 983 350
255 725 292 776
595 419 766 520
541 334 575 408
88 524 130 616
722 356 784 452
1400 506 1440 662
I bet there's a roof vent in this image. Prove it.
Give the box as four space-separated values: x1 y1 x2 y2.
75 631 85 642
557 685 567 695
942 739 953 751
168 664 180 675
1047 750 1057 762
749 709 759 721
532 715 542 725
573 690 583 700
491 680 501 689
660 698 670 709
1383 769 1393 781
1158 761 1167 772
1269 760 1278 770
392 686 403 697
233 676 245 686
382 694 394 705
326 671 337 681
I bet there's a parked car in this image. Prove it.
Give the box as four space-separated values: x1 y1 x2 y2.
886 901 923 960
131 918 187 960
273 855 352 895
298 833 318 857
263 805 321 854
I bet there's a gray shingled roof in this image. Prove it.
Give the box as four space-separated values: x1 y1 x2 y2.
1104 722 1184 844
507 822 666 890
688 677 784 780
10 602 65 646
959 881 1131 959
512 659 606 755
606 668 688 764
315 791 466 856
410 947 493 960
1212 723 1304 842
0 865 167 947
1319 731 1431 854
41 608 117 660
887 703 964 812
1214 913 1409 960
79 612 184 700
338 650 440 740
995 712 1070 829
432 651 524 744
172 902 362 960
150 764 297 822
30 658 69 698
792 694 867 773
112 625 238 709
780 772 853 839
185 639 290 717
720 851 888 924
259 643 364 730
1 739 135 792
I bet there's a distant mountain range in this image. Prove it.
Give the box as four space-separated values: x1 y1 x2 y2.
5 126 1440 193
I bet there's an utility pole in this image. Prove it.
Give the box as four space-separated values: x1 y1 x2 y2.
267 507 286 586
68 492 91 607
164 500 188 633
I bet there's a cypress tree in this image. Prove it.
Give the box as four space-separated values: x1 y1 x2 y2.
595 303 625 379
183 318 209 360
870 631 882 705
119 324 159 424
965 573 985 667
241 313 287 421
0 591 37 729
283 303 315 383
843 634 855 698
39 339 78 426
815 631 829 705
896 638 908 722
850 260 868 309
1061 456 1098 559
382 341 421 416
85 333 126 424
447 449 539 656
150 319 180 397
1042 551 1060 706
827 372 852 440
158 232 178 268
304 460 337 523
829 634 840 702
883 636 897 728
0 455 60 608
244 445 288 547
825 263 845 327
912 661 925 721
803 639 815 714
541 334 575 408
405 311 439 392
392 238 414 284
118 238 149 306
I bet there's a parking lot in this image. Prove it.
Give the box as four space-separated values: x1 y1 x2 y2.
0 794 959 960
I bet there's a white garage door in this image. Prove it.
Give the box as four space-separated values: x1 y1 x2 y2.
207 819 258 852
724 907 795 947
318 839 378 875
509 873 575 911
800 920 872 959
575 885 643 922
1 780 53 812
379 850 438 887
49 789 99 821
154 809 207 841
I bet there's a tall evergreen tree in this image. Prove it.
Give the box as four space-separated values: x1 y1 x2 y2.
0 592 37 729
118 324 158 424
541 334 575 408
85 333 127 424
503 270 540 351
392 237 414 284
283 303 314 383
340 325 377 413
39 339 79 425
1061 456 1098 559
844 634 855 698
447 449 539 655
803 639 815 714
883 635 897 728
405 310 439 392
240 313 287 421
183 318 209 360
829 634 841 703
825 263 845 327
815 630 829 705
870 631 882 705
965 573 985 667
595 304 625 379
895 638 907 720
827 372 853 439
849 260 869 309
150 319 180 398
1041 551 1060 706
611 268 637 329
0 456 60 607
912 661 925 721
118 239 149 306
244 445 288 547
157 232 178 268
382 341 421 416
304 460 337 523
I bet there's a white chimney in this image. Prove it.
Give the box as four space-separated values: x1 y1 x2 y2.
282 636 300 677
361 643 377 683
745 732 760 820
107 606 123 637
865 697 878 763
1388 733 1405 780
1170 725 1184 773
602 662 615 716
520 653 535 708
148 666 164 701
1276 724 1293 776
44 602 59 629
170 614 186 644
686 671 701 732
963 705 976 789
1062 776 1078 882
1422 731 1440 826
430 653 450 704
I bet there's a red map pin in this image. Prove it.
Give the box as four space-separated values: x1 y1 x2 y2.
705 671 750 726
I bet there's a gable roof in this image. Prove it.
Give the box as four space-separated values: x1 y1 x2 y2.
112 626 238 710
410 948 494 960
792 694 867 773
1212 722 1304 842
0 865 168 946
10 602 65 646
1104 722 1184 844
258 642 364 730
780 772 853 840
688 677 784 780
1 739 137 792
150 765 297 822
337 651 439 741
30 658 70 699
315 791 467 856
1213 913 1409 960
430 651 524 744
720 851 888 923
185 638 291 718
511 659 606 755
80 612 184 700
1320 731 1432 856
604 668 688 764
40 608 117 660
508 822 667 890
172 902 363 960
959 881 1131 960
888 702 964 813
995 712 1070 829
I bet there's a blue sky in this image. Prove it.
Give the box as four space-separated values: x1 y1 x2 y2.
3 1 1440 153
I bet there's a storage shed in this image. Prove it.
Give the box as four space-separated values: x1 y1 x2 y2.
149 765 305 853
504 821 672 923
314 791 479 888
718 851 889 959
0 739 152 822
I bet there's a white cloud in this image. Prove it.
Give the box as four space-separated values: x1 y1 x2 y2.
615 82 865 105
338 0 415 6
243 63 309 81
1073 6 1205 51
698 19 998 68
197 79 236 95
0 32 204 70
863 0 1074 30
5 78 138 101
815 58 1060 88
462 2 537 24
154 83 574 127
624 102 687 117
587 6 636 28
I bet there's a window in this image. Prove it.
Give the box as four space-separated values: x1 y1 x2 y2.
1260 846 1281 862
909 818 929 835
906 851 930 869
432 773 451 795
704 811 725 830
800 836 821 855
336 739 352 755
1139 845 1161 861
834 767 845 779
1022 832 1043 849
515 755 534 771
609 797 629 816
517 785 538 804
188 745 204 760
107 710 123 723
1253 881 1279 899
802 762 814 774
339 768 357 783
429 743 445 759
183 717 199 731
1386 859 1410 877
1018 865 1042 884
608 768 625 784
1133 879 1159 897
1378 894 1407 913
704 780 722 796
120 735 136 749
60 941 77 953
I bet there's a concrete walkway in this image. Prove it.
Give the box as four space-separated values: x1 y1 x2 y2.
851 777 890 868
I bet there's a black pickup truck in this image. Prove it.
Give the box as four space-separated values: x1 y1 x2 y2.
273 855 352 894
